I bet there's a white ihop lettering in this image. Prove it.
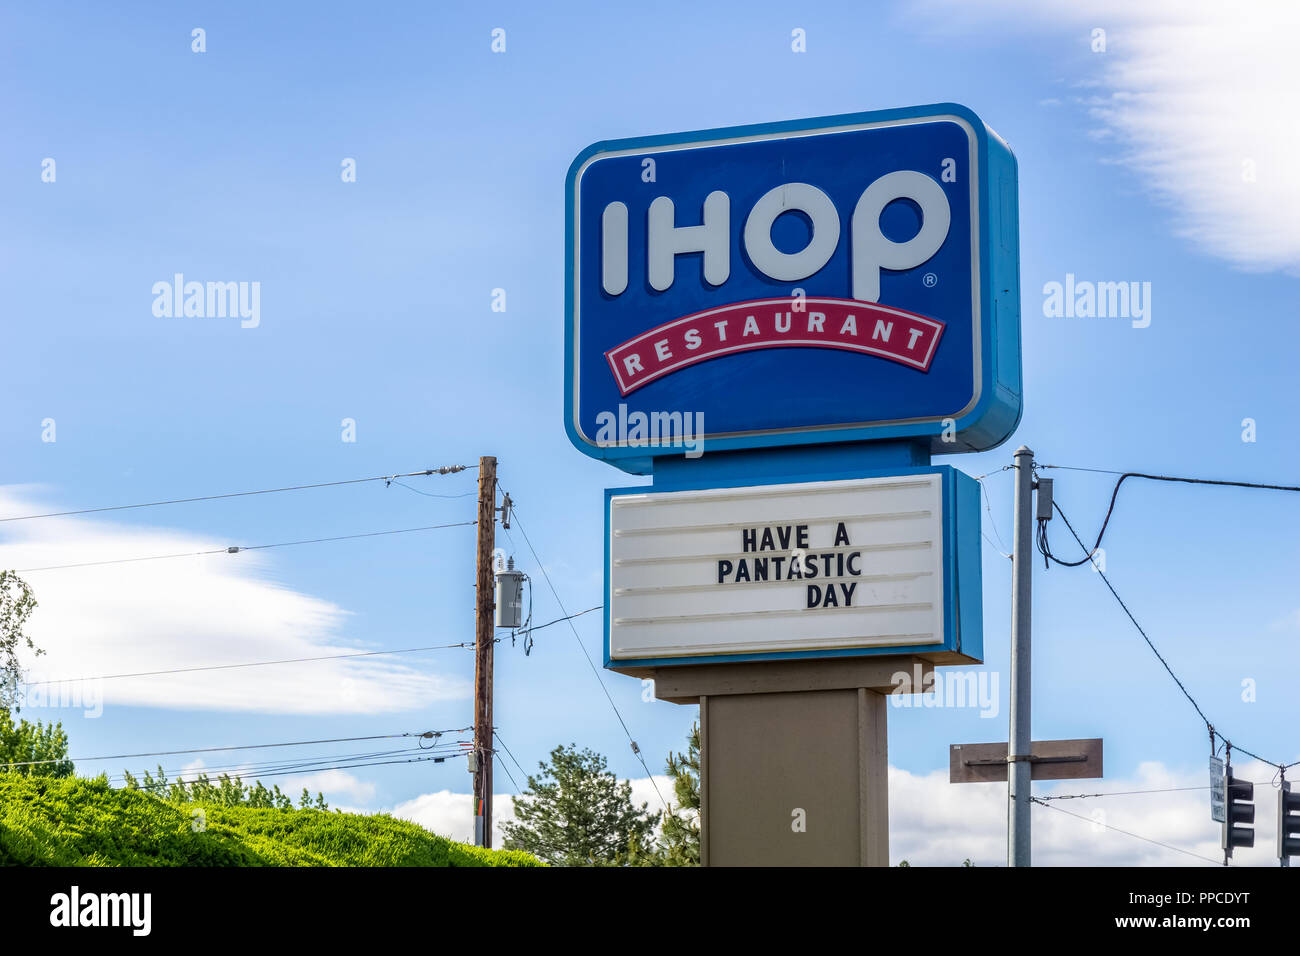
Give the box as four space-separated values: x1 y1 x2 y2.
851 170 950 302
602 171 951 303
743 183 840 282
646 191 730 292
601 201 628 295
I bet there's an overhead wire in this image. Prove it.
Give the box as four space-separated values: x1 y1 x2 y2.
1035 467 1299 773
1037 786 1210 801
493 730 530 786
388 479 476 500
1 465 488 797
492 749 522 794
109 743 473 788
18 640 476 687
0 728 469 770
1035 465 1300 562
498 486 669 813
974 468 1012 559
126 752 469 792
506 606 602 646
1030 796 1226 866
0 466 473 523
14 521 476 573
108 744 439 782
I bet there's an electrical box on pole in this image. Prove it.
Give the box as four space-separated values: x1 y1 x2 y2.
494 558 526 629
1035 477 1053 521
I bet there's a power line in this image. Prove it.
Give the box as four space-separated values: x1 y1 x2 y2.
1038 786 1209 801
492 748 522 794
113 743 472 786
1034 464 1128 477
0 466 473 524
1043 495 1298 773
1051 499 1211 727
0 728 468 770
974 471 1012 559
1040 783 1272 801
114 730 477 783
388 479 476 500
494 730 530 785
1036 465 1300 561
501 493 669 813
126 752 470 792
108 745 440 783
19 640 476 687
507 606 602 643
1030 796 1226 866
113 749 457 785
14 521 475 573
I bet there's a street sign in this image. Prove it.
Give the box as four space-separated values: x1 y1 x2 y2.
949 739 1104 784
606 467 982 667
1210 755 1226 823
565 102 1022 474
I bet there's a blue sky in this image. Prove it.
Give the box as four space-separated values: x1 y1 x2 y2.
2 1 1297 863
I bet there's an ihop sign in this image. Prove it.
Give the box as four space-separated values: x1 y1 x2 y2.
564 104 1022 473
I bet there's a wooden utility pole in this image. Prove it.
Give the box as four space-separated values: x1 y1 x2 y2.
473 455 497 847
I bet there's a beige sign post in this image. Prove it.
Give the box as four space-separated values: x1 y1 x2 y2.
618 657 934 866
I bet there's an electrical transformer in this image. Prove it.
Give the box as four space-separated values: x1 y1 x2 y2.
494 557 526 629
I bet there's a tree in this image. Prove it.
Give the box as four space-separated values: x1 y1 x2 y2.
657 721 700 866
502 743 655 866
122 766 327 809
0 706 73 777
0 570 40 710
0 572 71 778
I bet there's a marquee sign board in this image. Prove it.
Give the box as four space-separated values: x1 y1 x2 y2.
605 467 982 667
565 103 1022 474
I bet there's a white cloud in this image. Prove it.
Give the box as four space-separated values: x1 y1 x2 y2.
921 0 1300 273
385 773 678 847
892 758 1285 866
1272 608 1300 631
629 774 677 814
389 789 518 845
274 769 376 805
1 488 469 714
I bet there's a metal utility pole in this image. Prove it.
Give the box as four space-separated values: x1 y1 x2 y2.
473 455 497 847
1008 445 1034 866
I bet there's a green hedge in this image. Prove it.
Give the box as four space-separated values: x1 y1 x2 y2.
0 775 541 867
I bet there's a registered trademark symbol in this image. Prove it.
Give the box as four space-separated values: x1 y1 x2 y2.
923 272 938 288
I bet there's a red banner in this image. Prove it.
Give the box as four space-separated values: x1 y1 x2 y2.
604 297 945 396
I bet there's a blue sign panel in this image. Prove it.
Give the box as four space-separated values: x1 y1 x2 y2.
564 103 1021 474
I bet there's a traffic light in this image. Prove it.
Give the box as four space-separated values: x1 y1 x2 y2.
1221 767 1255 859
1278 781 1300 865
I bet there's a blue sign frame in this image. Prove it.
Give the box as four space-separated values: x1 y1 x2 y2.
603 462 984 669
565 102 1022 476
